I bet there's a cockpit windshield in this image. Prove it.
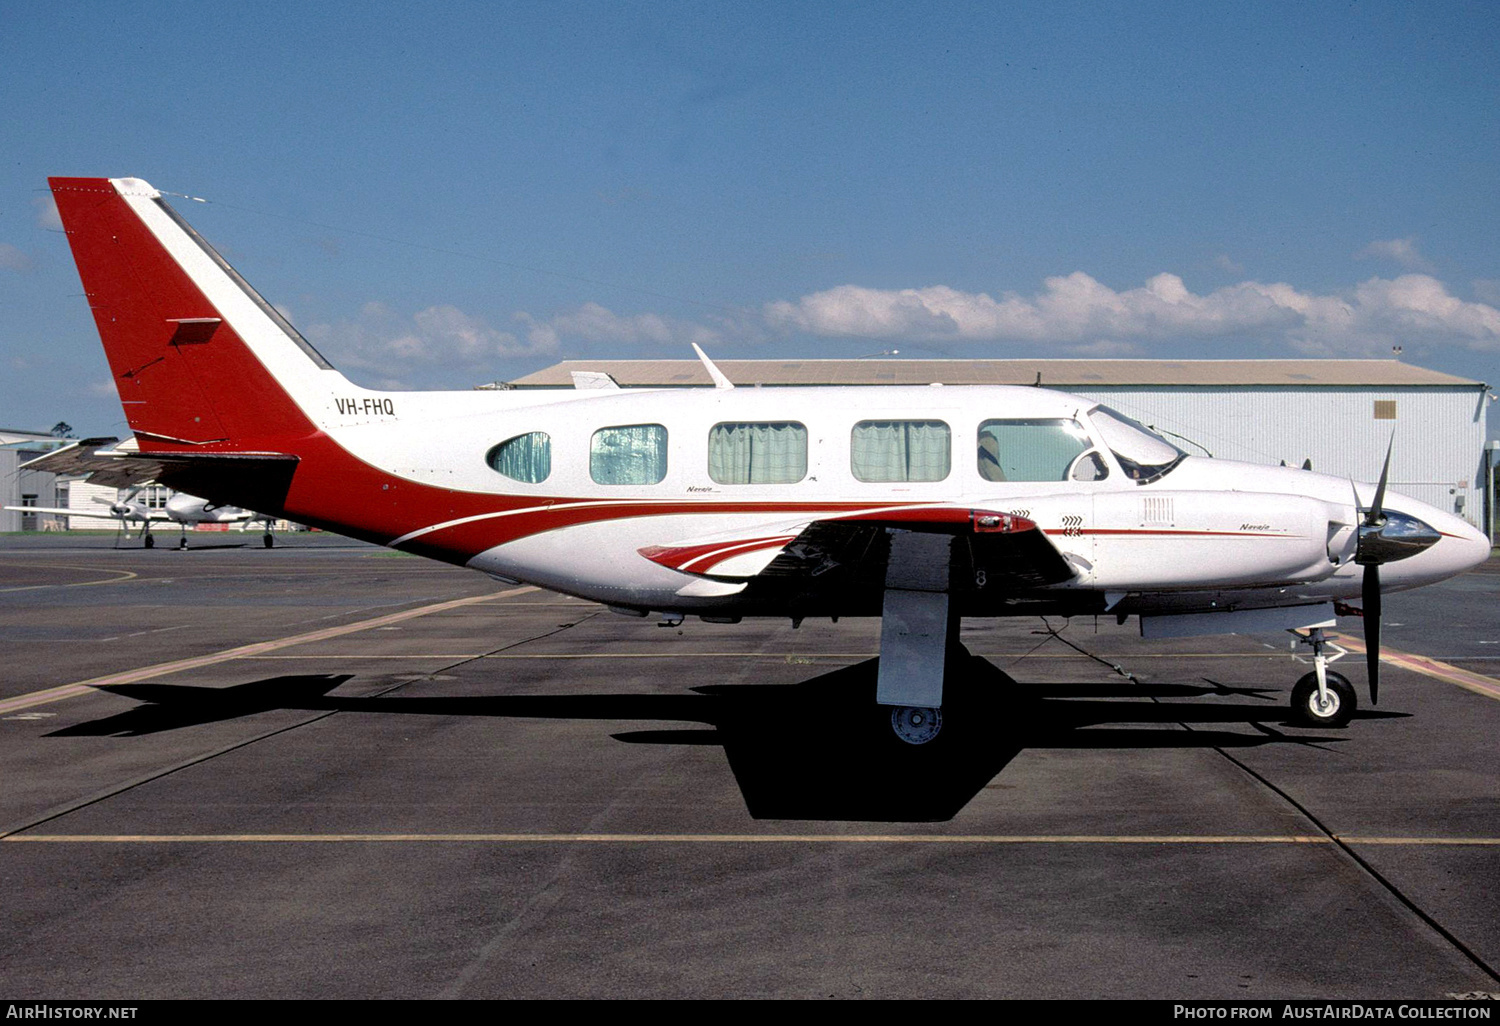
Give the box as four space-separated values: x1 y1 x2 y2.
1088 406 1188 484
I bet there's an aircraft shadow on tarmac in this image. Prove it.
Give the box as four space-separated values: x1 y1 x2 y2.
48 649 1408 822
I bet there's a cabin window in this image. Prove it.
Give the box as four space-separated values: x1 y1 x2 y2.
850 420 951 482
591 424 668 485
977 419 1096 482
485 432 552 483
708 422 808 484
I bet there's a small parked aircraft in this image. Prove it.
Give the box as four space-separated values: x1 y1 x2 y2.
8 437 279 549
43 176 1491 739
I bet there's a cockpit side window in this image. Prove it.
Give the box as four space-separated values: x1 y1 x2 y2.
1088 406 1188 484
977 419 1099 482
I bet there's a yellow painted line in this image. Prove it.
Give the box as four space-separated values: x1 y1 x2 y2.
3 833 1335 844
1332 633 1500 701
0 563 138 593
0 586 537 716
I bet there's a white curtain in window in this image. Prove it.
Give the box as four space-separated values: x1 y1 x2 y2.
851 421 951 482
591 424 668 485
708 422 807 484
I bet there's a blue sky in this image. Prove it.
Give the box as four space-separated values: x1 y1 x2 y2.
2 1 1498 437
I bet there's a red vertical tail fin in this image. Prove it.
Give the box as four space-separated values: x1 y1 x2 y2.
50 177 335 452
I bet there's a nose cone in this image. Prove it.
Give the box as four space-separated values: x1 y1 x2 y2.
1442 512 1493 574
1379 496 1490 588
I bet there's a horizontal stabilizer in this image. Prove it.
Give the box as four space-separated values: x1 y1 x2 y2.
18 437 140 483
115 451 300 517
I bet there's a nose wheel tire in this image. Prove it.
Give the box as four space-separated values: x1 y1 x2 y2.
263 534 274 548
1290 671 1356 728
890 705 943 745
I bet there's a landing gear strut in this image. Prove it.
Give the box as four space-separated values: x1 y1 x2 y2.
877 530 957 745
1288 626 1355 728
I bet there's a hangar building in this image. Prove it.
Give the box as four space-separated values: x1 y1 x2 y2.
0 429 68 533
506 359 1494 535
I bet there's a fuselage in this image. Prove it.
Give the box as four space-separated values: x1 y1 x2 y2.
163 492 248 525
292 381 1489 617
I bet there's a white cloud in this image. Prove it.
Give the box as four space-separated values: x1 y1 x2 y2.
766 273 1298 344
516 301 732 352
764 272 1500 355
0 243 35 273
304 302 555 387
33 195 62 230
1355 237 1435 272
1213 254 1245 275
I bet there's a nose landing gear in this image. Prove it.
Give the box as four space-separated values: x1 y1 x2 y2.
1291 670 1356 727
1288 626 1355 728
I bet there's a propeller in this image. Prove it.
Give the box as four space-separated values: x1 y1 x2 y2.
1350 437 1440 705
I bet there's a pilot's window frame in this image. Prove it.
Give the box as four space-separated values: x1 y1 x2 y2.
1067 450 1109 482
484 431 552 484
590 423 669 486
707 421 809 485
850 419 952 483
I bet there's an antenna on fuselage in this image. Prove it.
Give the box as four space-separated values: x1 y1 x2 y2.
692 343 735 390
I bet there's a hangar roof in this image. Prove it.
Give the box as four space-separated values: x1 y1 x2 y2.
505 359 1484 390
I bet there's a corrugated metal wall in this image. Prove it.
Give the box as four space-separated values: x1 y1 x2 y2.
1068 386 1488 527
0 449 58 533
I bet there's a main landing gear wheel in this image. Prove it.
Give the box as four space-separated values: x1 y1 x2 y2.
143 534 154 549
1291 671 1356 728
890 706 943 745
178 536 188 550
263 534 274 549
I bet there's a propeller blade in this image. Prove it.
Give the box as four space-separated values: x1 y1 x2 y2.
1367 435 1394 525
1362 563 1381 705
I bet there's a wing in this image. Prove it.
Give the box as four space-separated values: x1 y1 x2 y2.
640 506 1076 599
4 505 122 519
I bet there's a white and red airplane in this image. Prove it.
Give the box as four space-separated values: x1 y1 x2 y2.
45 176 1490 740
